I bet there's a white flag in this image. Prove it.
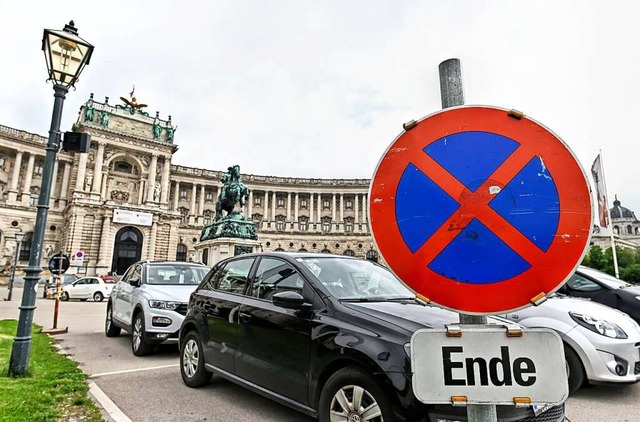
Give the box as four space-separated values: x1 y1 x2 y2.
591 154 609 227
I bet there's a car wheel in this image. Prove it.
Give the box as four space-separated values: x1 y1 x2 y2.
93 292 104 302
318 366 395 422
105 304 121 337
61 292 70 301
180 330 212 388
131 313 153 356
565 345 585 394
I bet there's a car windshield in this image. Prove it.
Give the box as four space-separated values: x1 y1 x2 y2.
146 265 208 285
296 257 414 300
579 266 631 289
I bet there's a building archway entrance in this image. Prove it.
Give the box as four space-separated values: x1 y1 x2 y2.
111 226 143 275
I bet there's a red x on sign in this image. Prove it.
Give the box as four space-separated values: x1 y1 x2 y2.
369 106 592 314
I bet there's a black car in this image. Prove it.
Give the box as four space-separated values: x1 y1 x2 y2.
179 253 564 422
558 265 640 323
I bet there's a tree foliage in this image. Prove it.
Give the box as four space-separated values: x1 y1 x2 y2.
582 244 640 283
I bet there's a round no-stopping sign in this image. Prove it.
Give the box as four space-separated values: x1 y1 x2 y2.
369 106 592 314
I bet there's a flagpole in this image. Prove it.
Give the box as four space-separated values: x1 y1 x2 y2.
599 151 620 278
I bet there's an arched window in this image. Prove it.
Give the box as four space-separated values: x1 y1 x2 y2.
627 225 633 234
320 248 331 254
19 232 33 261
176 244 188 262
343 249 356 257
613 226 620 235
636 227 640 235
275 247 285 251
365 250 379 263
298 248 308 252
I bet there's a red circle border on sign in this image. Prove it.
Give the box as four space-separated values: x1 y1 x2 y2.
369 106 593 314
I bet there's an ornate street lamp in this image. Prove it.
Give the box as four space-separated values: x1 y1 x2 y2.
9 21 93 376
5 232 25 301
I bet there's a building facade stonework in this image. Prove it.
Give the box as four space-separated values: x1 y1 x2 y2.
0 95 379 276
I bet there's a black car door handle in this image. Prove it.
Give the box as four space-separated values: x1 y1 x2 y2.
239 312 252 323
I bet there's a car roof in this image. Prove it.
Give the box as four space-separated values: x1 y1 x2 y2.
225 252 359 260
137 260 208 266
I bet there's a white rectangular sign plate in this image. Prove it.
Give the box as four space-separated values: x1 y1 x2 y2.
113 209 153 227
411 326 568 406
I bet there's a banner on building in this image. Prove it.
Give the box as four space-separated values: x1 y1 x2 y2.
113 209 153 227
591 154 609 228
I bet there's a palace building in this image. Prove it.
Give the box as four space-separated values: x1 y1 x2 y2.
0 94 379 277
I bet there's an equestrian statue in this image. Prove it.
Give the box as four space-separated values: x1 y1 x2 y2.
215 165 249 221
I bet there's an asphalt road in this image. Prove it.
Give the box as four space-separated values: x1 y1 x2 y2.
1 285 639 422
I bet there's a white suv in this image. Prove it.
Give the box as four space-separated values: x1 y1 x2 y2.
105 261 209 356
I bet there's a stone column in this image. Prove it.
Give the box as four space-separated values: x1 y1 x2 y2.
362 193 367 222
138 177 145 204
331 193 336 221
160 156 171 205
97 213 112 267
59 161 71 207
198 184 205 224
189 184 197 224
7 151 23 203
264 191 269 221
271 191 276 220
101 168 109 199
340 193 344 222
49 159 59 204
21 154 35 204
286 192 292 221
355 194 360 223
309 193 314 223
173 181 180 210
248 190 253 217
148 220 158 260
75 152 88 192
92 142 105 194
294 193 299 221
146 153 158 203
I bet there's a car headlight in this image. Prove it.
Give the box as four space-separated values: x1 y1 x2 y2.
569 312 627 339
148 300 180 310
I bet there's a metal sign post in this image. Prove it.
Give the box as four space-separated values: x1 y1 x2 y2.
440 58 496 422
42 253 70 335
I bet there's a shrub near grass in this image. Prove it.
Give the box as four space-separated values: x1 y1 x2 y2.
0 320 103 422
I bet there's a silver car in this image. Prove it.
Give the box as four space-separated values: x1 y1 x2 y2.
105 261 209 356
502 295 640 393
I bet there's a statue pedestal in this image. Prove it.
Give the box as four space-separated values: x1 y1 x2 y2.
194 212 260 266
196 237 261 266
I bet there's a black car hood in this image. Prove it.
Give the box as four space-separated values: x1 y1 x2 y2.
342 301 465 334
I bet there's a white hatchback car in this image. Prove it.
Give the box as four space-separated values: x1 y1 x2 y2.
61 276 114 302
502 295 640 394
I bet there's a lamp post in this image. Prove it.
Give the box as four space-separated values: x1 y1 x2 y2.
5 232 25 301
9 21 93 376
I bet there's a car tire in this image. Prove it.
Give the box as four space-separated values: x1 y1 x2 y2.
131 312 153 356
61 292 70 301
318 366 395 422
93 292 104 302
180 330 212 388
565 345 585 394
105 304 121 337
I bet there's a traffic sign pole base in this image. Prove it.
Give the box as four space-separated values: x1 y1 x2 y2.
41 327 68 335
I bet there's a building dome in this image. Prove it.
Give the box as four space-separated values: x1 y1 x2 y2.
610 197 637 220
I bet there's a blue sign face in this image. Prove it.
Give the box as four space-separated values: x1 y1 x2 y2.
395 131 560 284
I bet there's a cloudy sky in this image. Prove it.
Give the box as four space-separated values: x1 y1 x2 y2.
1 1 638 220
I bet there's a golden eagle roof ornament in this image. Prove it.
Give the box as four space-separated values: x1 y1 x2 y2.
119 85 148 110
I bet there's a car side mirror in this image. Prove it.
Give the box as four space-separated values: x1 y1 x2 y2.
272 291 312 310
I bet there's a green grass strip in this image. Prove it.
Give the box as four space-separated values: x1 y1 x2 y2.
0 319 103 422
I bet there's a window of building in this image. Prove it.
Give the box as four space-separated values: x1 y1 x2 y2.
0 155 5 168
179 207 189 224
365 250 379 263
322 199 330 209
176 244 188 262
275 216 286 232
179 189 188 199
321 217 332 233
202 249 209 266
205 191 214 202
19 232 33 261
613 226 620 235
343 249 356 257
300 198 308 209
299 217 308 232
34 164 43 176
277 197 285 208
204 211 213 226
344 217 354 233
254 196 262 207
320 248 331 254
113 161 133 174
252 213 263 224
345 199 353 210
636 227 640 235
627 225 633 235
